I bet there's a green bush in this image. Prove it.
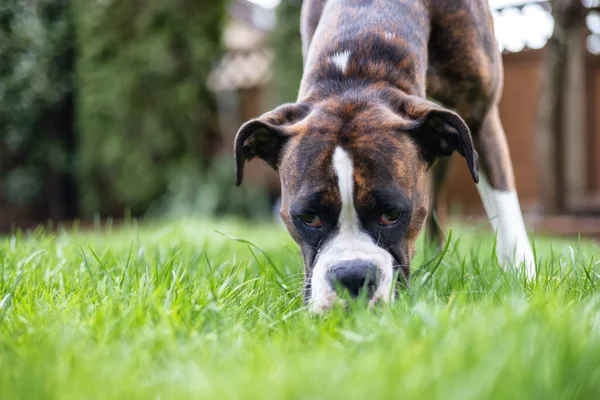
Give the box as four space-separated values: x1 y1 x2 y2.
271 0 303 104
0 0 75 218
146 155 272 220
74 0 226 216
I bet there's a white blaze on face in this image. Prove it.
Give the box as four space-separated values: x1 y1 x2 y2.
328 50 351 74
476 172 536 279
309 147 395 313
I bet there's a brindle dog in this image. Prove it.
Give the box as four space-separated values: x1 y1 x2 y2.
235 0 536 312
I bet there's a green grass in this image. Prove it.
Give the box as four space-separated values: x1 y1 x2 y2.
1 218 600 399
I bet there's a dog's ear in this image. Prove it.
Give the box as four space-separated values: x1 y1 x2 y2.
234 103 311 186
403 98 479 183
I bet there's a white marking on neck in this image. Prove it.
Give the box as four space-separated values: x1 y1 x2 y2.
328 50 351 74
384 31 395 40
333 147 358 234
476 173 536 279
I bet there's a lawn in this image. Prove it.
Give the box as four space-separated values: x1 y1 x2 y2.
1 218 599 399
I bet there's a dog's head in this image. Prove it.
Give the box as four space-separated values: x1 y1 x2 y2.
234 90 478 312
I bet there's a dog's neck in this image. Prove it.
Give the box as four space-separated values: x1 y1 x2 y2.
298 0 431 103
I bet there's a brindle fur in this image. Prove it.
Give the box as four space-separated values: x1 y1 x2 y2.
234 0 516 297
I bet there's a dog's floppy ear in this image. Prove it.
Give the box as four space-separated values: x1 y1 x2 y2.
234 103 311 186
403 98 479 183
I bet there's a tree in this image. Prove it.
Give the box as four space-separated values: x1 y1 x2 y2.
0 0 76 222
74 0 226 216
271 0 304 104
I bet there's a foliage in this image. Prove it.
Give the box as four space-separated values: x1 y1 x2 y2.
271 0 304 103
74 0 226 216
1 220 600 398
0 0 75 217
146 156 273 220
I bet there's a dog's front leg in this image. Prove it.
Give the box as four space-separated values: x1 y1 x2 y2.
474 107 536 279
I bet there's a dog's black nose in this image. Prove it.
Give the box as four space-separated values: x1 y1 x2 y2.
329 260 379 297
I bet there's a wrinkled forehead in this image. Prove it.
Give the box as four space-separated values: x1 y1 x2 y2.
280 120 424 208
280 132 339 207
350 133 424 205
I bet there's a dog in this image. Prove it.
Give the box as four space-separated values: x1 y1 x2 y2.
234 0 536 313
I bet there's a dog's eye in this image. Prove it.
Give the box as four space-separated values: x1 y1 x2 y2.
379 211 402 225
301 213 322 228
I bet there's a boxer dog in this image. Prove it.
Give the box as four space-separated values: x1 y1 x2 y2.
234 0 536 313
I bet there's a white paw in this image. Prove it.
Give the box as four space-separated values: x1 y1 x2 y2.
498 239 536 280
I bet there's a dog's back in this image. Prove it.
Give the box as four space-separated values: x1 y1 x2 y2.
300 0 501 124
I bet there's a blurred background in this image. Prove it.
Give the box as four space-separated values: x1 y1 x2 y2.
0 0 599 235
